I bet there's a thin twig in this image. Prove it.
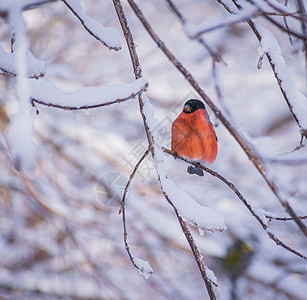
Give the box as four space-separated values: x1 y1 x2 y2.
162 147 307 260
0 67 44 79
126 0 307 237
120 148 149 272
261 12 307 40
260 0 307 22
61 0 121 51
266 215 307 222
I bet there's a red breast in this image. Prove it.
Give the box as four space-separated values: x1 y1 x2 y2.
171 107 218 163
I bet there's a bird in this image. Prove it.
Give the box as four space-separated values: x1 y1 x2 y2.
221 237 257 300
171 99 218 176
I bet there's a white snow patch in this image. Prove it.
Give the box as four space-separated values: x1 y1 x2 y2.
206 266 218 286
253 208 269 226
134 258 153 279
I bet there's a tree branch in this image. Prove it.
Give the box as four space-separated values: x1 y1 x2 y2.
30 84 148 111
162 147 307 260
61 0 121 51
120 147 150 272
126 0 307 237
113 1 218 298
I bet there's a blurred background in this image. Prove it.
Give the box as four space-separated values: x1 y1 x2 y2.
0 0 307 299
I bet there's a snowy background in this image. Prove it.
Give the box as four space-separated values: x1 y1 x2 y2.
0 0 307 299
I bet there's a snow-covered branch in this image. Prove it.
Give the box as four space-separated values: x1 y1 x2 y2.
113 1 220 298
162 147 307 260
61 0 122 51
31 78 148 110
0 45 45 79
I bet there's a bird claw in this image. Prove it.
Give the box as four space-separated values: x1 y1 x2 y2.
187 165 204 176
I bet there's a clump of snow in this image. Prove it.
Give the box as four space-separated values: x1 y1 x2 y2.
0 46 45 78
253 208 269 226
134 258 153 279
205 266 218 286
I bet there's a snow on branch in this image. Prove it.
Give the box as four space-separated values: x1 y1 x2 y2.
31 77 148 110
257 24 307 138
61 0 122 51
256 208 307 222
161 177 226 232
0 45 45 78
133 258 153 279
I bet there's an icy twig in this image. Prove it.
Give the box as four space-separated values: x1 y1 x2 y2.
162 147 307 260
61 0 122 51
127 0 307 237
264 212 307 222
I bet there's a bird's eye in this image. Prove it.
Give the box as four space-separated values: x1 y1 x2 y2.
183 105 192 113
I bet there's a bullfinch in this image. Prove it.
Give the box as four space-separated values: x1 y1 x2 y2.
171 99 218 176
